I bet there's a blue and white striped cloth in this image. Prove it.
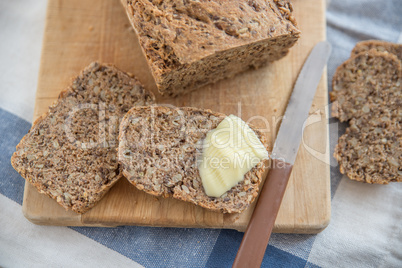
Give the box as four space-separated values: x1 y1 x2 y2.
1 0 401 267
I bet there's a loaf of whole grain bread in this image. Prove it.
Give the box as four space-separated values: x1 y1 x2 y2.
118 106 268 213
11 62 155 213
121 0 300 96
330 46 401 184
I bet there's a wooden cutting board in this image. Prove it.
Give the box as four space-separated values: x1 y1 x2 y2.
22 0 330 233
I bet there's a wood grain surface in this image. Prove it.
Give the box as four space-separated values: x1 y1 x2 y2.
22 0 330 233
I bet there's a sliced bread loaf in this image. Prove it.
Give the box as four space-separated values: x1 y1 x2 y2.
330 50 401 122
11 62 155 213
121 0 300 96
118 106 268 213
351 40 402 62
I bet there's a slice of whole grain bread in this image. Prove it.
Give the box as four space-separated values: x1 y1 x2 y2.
118 106 268 213
330 50 401 122
351 40 402 62
334 112 401 184
11 62 155 213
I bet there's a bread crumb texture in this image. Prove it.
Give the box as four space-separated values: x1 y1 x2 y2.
331 41 401 184
119 106 268 213
11 62 155 213
122 0 301 96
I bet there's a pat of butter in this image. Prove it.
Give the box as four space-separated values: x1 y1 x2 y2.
198 115 268 197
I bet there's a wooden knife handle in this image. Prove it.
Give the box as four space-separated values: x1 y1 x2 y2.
232 159 293 268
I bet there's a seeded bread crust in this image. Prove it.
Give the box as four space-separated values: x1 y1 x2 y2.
118 106 268 213
11 62 155 213
351 40 402 62
121 0 300 96
330 47 402 184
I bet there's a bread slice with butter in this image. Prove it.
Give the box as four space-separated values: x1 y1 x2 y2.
118 106 269 213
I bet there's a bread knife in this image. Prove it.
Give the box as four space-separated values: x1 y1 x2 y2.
233 41 332 268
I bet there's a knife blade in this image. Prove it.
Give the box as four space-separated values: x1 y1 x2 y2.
232 41 332 268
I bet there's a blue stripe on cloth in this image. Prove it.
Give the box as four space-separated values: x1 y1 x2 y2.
205 229 310 268
0 108 31 205
262 245 307 268
71 226 220 268
269 233 317 260
305 262 322 268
